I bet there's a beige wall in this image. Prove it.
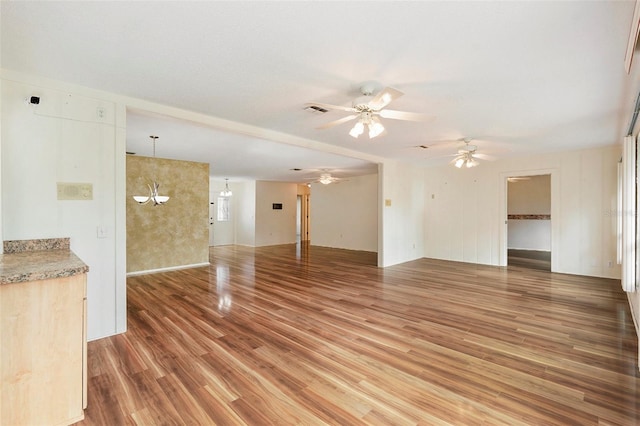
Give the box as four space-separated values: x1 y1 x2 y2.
126 156 209 273
310 174 378 252
255 181 298 246
507 175 551 215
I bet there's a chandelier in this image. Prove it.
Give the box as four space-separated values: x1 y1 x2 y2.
132 136 170 205
220 178 233 197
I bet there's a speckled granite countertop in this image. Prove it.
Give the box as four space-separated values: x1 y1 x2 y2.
0 238 89 285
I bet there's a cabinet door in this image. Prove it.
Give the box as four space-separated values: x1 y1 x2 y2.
1 275 85 425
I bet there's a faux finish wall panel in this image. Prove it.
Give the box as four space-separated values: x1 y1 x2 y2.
126 156 209 273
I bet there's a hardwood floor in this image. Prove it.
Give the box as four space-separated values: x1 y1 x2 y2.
76 244 639 425
508 249 551 271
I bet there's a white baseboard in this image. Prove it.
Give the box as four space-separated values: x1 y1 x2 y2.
126 262 210 277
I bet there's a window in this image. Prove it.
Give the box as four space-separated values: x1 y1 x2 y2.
217 197 230 221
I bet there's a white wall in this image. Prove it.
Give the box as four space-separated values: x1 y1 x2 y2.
507 220 551 250
424 145 621 279
379 161 425 267
255 181 297 246
236 180 256 246
1 77 126 340
310 173 378 252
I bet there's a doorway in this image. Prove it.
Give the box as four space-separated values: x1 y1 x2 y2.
297 193 310 243
506 174 552 271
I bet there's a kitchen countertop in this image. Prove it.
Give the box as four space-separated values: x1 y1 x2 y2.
0 238 89 284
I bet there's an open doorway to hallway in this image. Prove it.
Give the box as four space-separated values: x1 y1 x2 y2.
296 192 310 244
507 174 551 271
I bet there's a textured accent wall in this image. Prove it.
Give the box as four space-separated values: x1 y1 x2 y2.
126 156 209 273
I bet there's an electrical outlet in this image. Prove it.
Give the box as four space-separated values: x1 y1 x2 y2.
97 226 108 239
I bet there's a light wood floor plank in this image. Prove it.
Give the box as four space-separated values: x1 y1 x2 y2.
74 244 640 425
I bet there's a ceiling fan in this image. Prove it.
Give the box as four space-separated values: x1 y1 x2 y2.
306 83 433 139
306 171 345 185
451 138 495 168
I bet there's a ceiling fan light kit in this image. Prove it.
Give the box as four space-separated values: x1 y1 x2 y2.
454 153 478 168
349 121 365 138
348 112 385 139
319 173 334 185
307 170 343 185
452 139 480 169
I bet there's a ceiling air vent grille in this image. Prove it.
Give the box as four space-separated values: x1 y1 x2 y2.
304 104 329 114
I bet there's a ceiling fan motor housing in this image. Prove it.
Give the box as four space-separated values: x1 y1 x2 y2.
353 95 374 110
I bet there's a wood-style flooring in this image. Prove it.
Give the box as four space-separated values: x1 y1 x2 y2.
76 244 639 425
507 249 551 271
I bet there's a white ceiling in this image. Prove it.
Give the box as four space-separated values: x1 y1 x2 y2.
1 1 637 182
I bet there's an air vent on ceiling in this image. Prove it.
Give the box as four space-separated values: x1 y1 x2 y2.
304 105 329 114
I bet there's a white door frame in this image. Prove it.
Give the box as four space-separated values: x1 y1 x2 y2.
498 168 559 270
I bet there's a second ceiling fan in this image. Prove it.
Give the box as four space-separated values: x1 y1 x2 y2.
306 83 433 139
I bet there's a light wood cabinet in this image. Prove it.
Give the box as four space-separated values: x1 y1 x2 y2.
1 273 87 425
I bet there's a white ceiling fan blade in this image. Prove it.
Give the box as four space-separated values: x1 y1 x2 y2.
368 87 403 110
378 109 435 122
474 153 497 161
316 114 358 129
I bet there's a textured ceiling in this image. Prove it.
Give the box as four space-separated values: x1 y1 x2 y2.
1 1 637 181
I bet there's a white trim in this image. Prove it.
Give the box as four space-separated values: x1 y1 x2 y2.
377 162 384 267
623 135 637 292
114 108 127 334
507 248 551 252
617 160 623 265
625 0 640 74
126 262 210 277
